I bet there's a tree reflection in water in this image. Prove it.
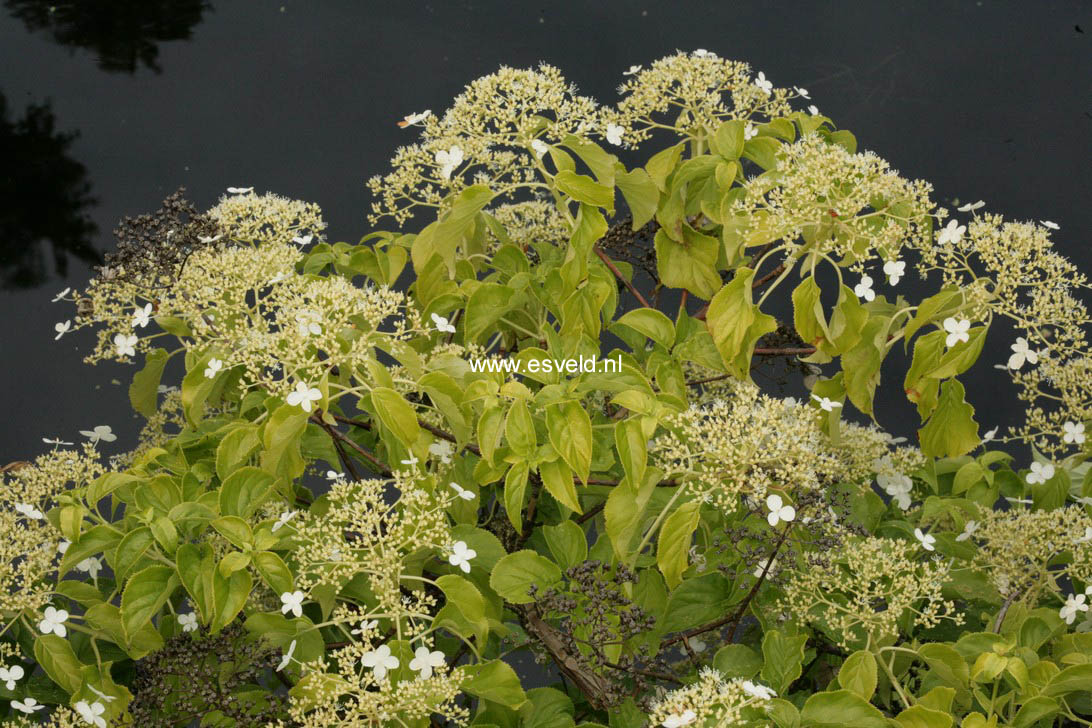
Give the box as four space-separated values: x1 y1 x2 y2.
5 0 211 74
0 93 100 289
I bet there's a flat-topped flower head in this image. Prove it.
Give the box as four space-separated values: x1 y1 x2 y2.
942 317 970 348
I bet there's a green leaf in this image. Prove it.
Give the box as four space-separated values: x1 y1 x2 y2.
919 379 980 458
465 282 516 344
252 551 294 595
713 644 763 680
84 602 163 658
742 136 782 171
210 567 252 633
800 690 887 728
130 348 169 417
662 572 737 632
181 349 220 425
837 651 878 701
489 550 562 604
761 629 808 694
792 276 828 347
219 466 276 519
543 521 588 571
411 184 494 276
654 228 721 300
1012 696 1060 728
150 515 178 554
215 424 261 481
712 119 746 160
33 635 84 693
120 565 177 644
461 659 528 709
212 516 253 550
893 705 953 728
555 170 615 209
371 387 421 448
260 404 308 480
615 167 659 228
546 401 592 484
656 500 701 589
706 267 778 378
539 458 581 514
505 400 537 457
614 308 675 349
1041 663 1092 696
521 686 576 728
645 142 684 191
436 574 489 644
917 643 969 688
59 525 121 578
614 418 647 488
503 462 530 531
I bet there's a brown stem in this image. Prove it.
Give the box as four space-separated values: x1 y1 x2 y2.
311 415 392 477
574 502 606 525
595 247 652 309
752 263 785 290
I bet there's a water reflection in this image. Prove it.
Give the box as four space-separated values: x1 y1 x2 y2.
0 93 100 289
5 0 211 74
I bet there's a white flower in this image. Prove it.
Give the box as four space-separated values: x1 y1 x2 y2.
14 502 44 520
291 234 313 247
794 86 810 99
753 557 775 578
58 539 70 553
51 287 71 302
197 234 223 244
0 664 24 690
743 123 758 141
409 646 446 678
325 470 345 481
1060 593 1088 625
623 64 642 75
811 394 842 412
1074 527 1092 545
361 644 399 680
957 200 985 212
765 494 796 527
937 219 966 246
448 541 476 574
688 637 707 653
807 105 819 116
397 109 431 127
39 606 69 637
853 275 875 302
76 557 103 578
280 590 305 618
914 528 936 552
1062 421 1086 445
1040 220 1060 230
204 358 223 379
605 123 624 146
400 454 419 467
753 71 773 94
1026 461 1055 485
272 510 299 532
435 145 464 180
11 697 44 714
693 49 714 57
662 710 697 728
75 700 106 728
295 309 323 336
883 260 905 285
531 139 549 159
178 612 198 632
286 381 321 412
449 482 474 501
113 332 137 357
429 440 454 464
431 312 456 333
742 680 776 700
1007 337 1038 370
80 425 116 444
942 317 971 348
131 303 153 328
54 320 72 340
277 639 296 671
43 437 74 446
955 520 978 542
226 186 253 194
351 619 379 635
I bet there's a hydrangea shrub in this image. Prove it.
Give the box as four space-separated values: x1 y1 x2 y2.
4 52 1092 727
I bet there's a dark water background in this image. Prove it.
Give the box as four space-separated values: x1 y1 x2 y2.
0 1 1089 464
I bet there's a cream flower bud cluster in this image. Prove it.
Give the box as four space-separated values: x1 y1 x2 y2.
648 668 772 728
